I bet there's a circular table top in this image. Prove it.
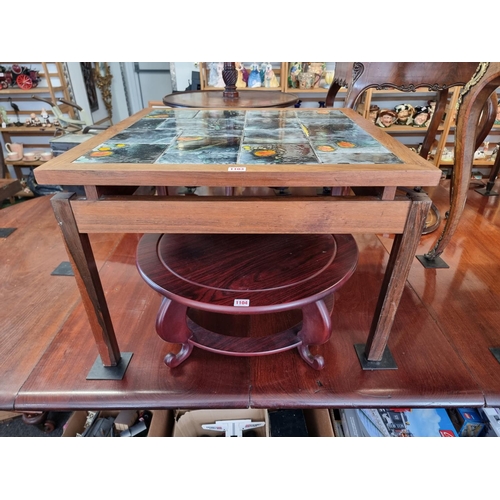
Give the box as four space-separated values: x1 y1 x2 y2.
137 233 358 313
162 90 300 109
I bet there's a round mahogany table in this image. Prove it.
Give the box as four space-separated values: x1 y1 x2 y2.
136 233 358 370
162 90 299 108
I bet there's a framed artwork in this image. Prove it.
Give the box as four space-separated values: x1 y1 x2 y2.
80 62 99 112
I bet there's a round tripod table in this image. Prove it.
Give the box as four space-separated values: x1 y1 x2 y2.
162 90 299 109
136 233 358 370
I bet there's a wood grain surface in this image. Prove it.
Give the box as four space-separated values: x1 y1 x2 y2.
4 177 500 410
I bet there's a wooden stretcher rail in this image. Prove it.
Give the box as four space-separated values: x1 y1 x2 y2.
70 196 411 235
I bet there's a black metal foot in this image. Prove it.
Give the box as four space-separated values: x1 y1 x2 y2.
475 187 499 196
489 347 500 364
0 228 17 238
354 343 398 370
416 254 450 269
86 352 133 380
51 261 74 276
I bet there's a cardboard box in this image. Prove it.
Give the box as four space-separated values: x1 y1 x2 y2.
173 409 269 437
171 408 334 437
62 410 173 437
447 408 486 437
62 407 333 437
479 408 500 437
303 409 335 437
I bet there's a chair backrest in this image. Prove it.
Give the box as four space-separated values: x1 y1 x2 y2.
326 62 480 108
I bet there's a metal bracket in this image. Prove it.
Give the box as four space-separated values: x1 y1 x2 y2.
0 227 17 238
86 352 133 380
51 261 74 276
475 187 499 196
354 343 398 370
416 254 450 269
489 347 500 364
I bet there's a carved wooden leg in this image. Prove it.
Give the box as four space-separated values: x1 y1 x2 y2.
155 297 193 367
297 299 332 370
425 66 500 261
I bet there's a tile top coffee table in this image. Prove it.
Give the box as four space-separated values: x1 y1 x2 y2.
34 106 441 378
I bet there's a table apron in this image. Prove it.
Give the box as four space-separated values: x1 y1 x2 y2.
70 197 411 234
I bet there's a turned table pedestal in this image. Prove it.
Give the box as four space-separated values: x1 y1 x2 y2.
136 233 358 370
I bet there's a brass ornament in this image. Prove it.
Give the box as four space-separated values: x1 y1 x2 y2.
456 62 489 112
93 63 113 123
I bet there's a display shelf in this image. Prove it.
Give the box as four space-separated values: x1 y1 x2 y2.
0 87 64 95
283 62 335 94
199 62 284 91
0 62 72 181
1 126 58 134
438 159 497 173
5 159 44 167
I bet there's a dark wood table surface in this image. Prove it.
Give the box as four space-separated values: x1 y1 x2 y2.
11 106 468 411
162 90 299 108
1 194 491 412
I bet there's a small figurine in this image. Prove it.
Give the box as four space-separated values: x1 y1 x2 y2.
368 105 380 123
298 71 314 89
248 63 262 88
495 99 500 125
394 104 415 125
491 144 499 161
288 62 302 89
208 62 224 88
0 105 9 127
207 62 219 87
264 63 279 88
308 62 325 88
412 106 431 128
241 64 249 85
235 62 246 88
375 110 397 128
40 108 52 126
215 62 224 87
25 112 41 127
323 70 334 89
259 62 267 84
428 100 437 120
441 147 454 161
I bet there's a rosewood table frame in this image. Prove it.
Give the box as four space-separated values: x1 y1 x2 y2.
34 107 441 377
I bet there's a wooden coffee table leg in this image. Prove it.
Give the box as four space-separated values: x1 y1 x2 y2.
297 299 332 370
155 297 193 367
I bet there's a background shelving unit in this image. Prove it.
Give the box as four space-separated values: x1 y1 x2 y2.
199 62 284 91
0 62 74 191
346 86 500 179
199 62 340 106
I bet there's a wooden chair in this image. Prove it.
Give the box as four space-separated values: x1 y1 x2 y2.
423 62 500 265
325 62 498 241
